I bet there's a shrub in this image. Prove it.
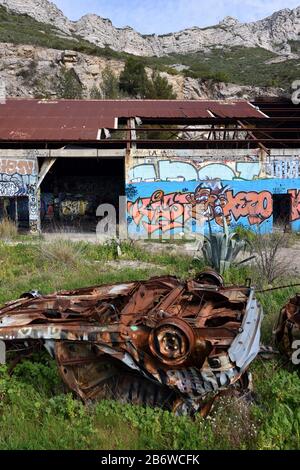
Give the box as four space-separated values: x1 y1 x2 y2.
252 232 290 286
200 221 250 275
37 239 89 267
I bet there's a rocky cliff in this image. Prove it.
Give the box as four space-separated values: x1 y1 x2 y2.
0 0 299 57
0 42 284 100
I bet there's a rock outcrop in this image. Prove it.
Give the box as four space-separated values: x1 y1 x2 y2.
0 0 72 35
0 42 285 100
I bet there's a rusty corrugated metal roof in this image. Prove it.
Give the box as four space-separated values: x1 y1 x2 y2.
0 99 265 142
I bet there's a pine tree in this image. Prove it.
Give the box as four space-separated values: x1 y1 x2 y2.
146 70 177 99
101 67 120 99
119 58 149 98
56 68 83 99
90 85 102 99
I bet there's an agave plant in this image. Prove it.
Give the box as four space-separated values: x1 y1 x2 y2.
200 218 252 275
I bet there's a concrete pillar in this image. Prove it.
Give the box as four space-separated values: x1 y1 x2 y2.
29 186 41 234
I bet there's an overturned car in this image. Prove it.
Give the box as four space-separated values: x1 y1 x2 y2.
0 271 263 415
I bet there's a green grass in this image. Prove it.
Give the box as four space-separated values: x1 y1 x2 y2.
0 239 299 449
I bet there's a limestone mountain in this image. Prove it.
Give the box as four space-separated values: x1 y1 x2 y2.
0 0 299 56
0 0 297 99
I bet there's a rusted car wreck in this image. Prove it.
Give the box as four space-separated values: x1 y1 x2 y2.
0 271 263 415
275 294 300 361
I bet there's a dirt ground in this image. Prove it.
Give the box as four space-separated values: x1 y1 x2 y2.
29 232 300 276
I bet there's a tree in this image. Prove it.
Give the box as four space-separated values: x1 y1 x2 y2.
145 70 177 99
101 66 120 99
56 68 83 99
90 85 102 99
119 58 149 98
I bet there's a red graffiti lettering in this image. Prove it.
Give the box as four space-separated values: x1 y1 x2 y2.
224 191 272 225
127 192 192 234
128 185 274 235
0 159 34 175
289 189 300 222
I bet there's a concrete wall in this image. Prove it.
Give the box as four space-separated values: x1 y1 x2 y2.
0 155 39 232
126 149 300 237
2 148 300 237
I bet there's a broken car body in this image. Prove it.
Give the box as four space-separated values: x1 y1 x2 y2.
0 271 263 415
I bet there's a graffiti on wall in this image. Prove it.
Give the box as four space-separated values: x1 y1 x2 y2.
0 160 35 175
265 157 300 179
289 189 300 222
127 152 300 235
60 199 89 219
129 159 261 183
224 190 273 226
0 159 37 197
127 180 274 235
129 155 300 184
28 185 40 233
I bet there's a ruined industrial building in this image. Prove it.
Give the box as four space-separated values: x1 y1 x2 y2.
0 97 300 415
0 98 300 236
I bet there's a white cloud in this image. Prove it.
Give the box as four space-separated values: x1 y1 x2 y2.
53 0 300 34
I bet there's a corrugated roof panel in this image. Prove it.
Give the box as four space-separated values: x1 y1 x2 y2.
0 99 266 142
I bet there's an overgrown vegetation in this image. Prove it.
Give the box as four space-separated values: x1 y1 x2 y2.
119 58 177 99
0 218 18 241
0 238 299 449
147 46 299 89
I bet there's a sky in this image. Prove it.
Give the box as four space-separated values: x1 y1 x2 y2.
53 0 300 34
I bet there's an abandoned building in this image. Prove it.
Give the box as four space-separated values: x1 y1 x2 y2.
0 98 299 237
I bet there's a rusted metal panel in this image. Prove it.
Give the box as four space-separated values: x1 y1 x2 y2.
0 99 265 142
275 294 300 360
0 271 263 416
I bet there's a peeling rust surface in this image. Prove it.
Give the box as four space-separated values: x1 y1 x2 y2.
275 294 300 359
0 271 263 415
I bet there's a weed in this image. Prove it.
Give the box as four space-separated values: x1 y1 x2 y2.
0 218 18 241
252 232 290 287
37 239 89 268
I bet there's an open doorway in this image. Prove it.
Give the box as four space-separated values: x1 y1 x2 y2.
40 157 125 233
0 197 29 230
272 194 291 230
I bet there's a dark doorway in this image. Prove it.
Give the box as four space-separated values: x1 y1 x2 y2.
40 158 125 233
0 197 29 230
273 194 291 228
